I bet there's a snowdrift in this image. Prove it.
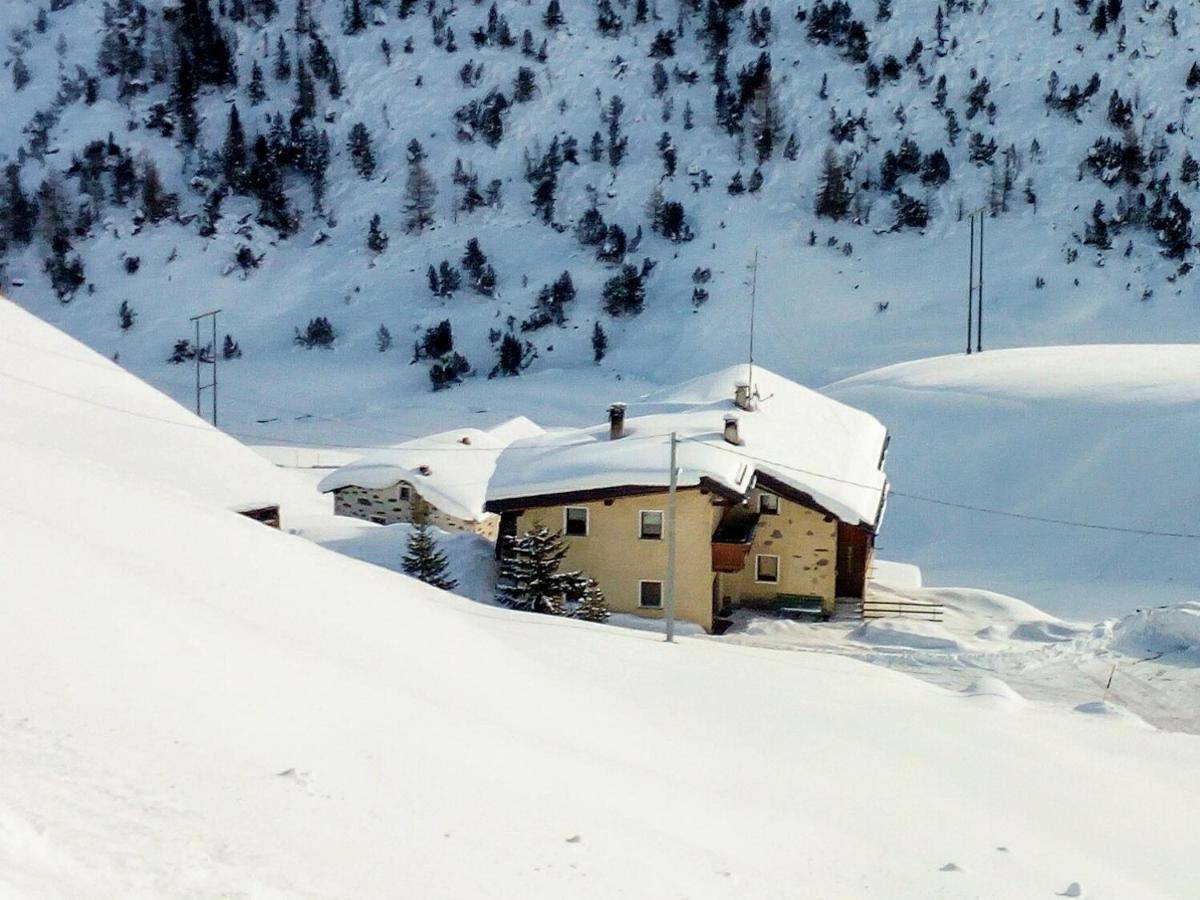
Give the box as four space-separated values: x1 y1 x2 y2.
827 345 1200 619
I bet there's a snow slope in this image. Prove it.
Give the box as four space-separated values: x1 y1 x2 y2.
4 298 1200 896
826 344 1200 619
0 295 326 520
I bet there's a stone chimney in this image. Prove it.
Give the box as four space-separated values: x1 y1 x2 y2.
734 382 753 411
723 414 740 445
608 402 627 440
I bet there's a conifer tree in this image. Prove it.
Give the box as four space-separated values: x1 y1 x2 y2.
118 300 137 330
403 501 458 590
602 265 646 316
222 334 242 358
592 322 608 362
403 140 437 233
815 148 851 221
376 324 393 352
367 213 389 253
342 0 367 35
248 61 267 105
274 34 291 80
347 122 376 178
496 527 568 615
543 0 566 28
222 105 248 191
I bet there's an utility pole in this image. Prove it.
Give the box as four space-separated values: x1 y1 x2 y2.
976 213 984 353
965 209 985 354
664 431 679 644
966 215 974 355
189 308 221 426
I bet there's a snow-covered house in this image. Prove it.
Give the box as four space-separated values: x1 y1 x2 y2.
485 367 889 632
318 417 544 539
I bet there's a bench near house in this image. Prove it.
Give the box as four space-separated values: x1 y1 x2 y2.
319 416 544 539
484 366 889 632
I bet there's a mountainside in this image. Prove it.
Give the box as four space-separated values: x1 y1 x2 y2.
3 286 1200 898
1 0 1199 433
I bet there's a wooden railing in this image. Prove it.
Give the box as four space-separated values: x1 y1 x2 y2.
862 599 944 622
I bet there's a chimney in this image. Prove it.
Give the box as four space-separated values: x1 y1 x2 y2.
608 402 627 440
734 382 753 411
723 414 740 445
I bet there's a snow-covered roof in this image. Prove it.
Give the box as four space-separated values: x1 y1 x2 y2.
318 417 545 522
486 366 889 529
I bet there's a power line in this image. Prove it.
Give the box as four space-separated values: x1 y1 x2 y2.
682 434 1200 541
4 362 1197 541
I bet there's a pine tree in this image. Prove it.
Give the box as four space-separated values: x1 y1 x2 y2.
140 157 177 224
248 61 267 105
347 122 376 178
274 34 291 80
402 502 458 590
602 265 645 316
567 576 609 622
1084 200 1111 248
294 59 316 122
118 300 137 330
514 66 537 102
222 105 248 191
462 237 488 279
222 334 242 358
172 49 200 146
496 527 569 615
543 0 566 28
404 140 437 233
815 148 851 221
367 213 389 253
342 0 367 35
592 322 608 362
1 164 38 246
376 324 393 352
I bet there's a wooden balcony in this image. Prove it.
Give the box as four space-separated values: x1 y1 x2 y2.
711 509 760 573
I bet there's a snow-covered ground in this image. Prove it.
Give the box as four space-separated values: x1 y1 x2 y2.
826 345 1200 620
723 580 1200 735
5 306 1200 897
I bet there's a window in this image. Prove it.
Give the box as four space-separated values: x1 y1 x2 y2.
758 492 779 515
639 580 663 608
639 510 664 540
564 507 589 536
756 554 780 583
399 485 412 501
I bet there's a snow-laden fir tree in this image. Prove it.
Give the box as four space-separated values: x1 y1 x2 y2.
497 527 599 618
402 501 458 591
403 139 437 233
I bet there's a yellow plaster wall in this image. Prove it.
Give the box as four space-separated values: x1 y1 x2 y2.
514 488 716 631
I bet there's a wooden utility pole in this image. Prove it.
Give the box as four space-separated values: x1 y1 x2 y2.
664 431 678 643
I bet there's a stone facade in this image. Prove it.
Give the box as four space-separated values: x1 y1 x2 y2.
332 482 500 540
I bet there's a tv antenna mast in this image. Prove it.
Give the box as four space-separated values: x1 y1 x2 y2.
747 245 759 389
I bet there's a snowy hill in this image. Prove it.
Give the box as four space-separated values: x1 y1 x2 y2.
826 344 1200 618
2 0 1200 436
3 290 1200 897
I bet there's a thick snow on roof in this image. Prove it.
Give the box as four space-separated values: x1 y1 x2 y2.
0 297 325 520
318 416 544 521
488 365 888 528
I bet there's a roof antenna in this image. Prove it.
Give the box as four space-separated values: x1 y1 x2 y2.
747 245 759 394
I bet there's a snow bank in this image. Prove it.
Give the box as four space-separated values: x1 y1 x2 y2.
848 618 962 652
1111 603 1200 657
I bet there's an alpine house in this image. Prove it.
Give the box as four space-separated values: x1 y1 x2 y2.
318 417 544 538
485 366 890 632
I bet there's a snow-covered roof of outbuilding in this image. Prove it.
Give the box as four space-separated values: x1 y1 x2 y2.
317 417 545 522
486 366 889 529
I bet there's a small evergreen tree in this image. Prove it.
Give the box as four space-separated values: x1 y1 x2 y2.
347 122 376 178
222 334 242 358
592 322 608 362
496 527 568 615
403 139 437 232
816 148 851 220
367 213 389 253
402 501 458 590
118 300 136 330
376 324 393 352
248 61 267 105
602 265 645 316
294 316 336 348
566 576 608 622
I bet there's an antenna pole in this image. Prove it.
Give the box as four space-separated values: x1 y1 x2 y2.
748 246 758 388
967 215 974 355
